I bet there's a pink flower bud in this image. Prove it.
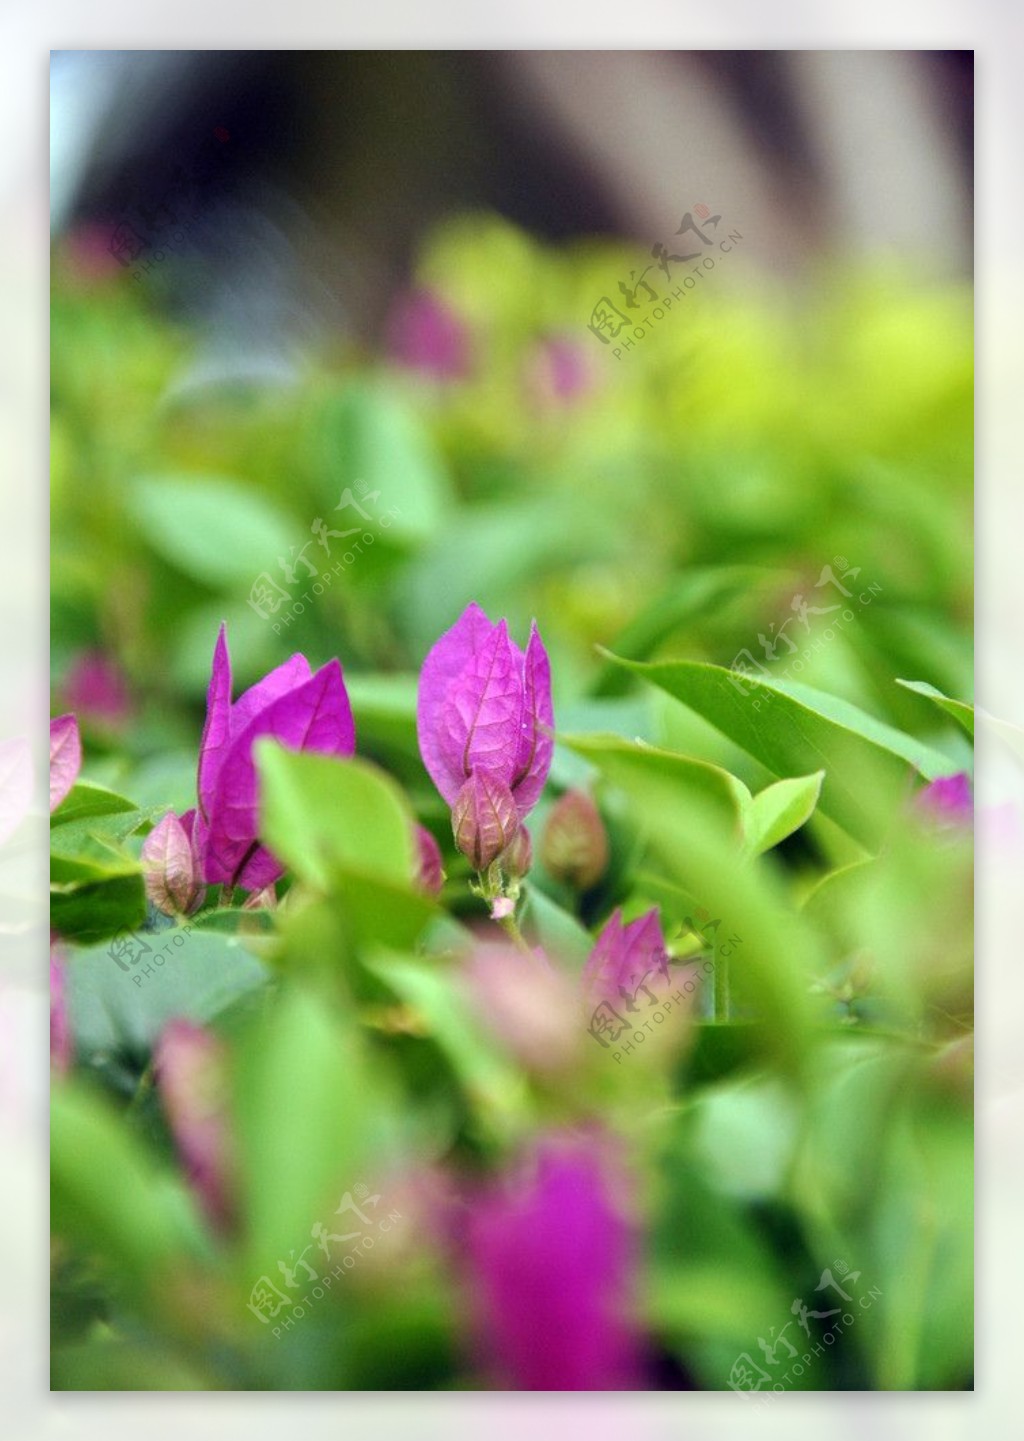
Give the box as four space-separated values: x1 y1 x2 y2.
502 824 533 880
141 811 205 917
415 825 445 895
541 789 609 890
452 771 519 872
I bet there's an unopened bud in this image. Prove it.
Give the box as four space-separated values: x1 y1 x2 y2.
452 771 518 871
141 811 205 916
501 824 532 879
541 789 609 890
415 825 445 894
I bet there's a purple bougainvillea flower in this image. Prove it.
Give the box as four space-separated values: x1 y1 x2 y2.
62 649 132 729
50 937 72 1073
154 1019 235 1231
417 603 554 826
386 288 471 381
141 810 206 917
464 1132 642 1390
49 714 81 814
193 624 355 890
582 907 669 1014
917 772 973 826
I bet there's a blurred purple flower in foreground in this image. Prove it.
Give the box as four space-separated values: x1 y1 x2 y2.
49 714 81 813
387 289 471 381
155 1020 235 1231
465 1133 641 1390
62 649 132 730
582 907 669 1014
193 624 355 890
917 772 973 826
417 603 553 871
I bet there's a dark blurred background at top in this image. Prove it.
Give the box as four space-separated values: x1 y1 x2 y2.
51 50 973 368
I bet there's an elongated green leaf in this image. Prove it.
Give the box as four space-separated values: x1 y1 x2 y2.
743 771 824 856
50 781 137 828
608 655 958 845
896 679 975 739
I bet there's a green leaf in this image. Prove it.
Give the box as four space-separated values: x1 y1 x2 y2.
742 771 824 856
50 781 137 828
896 679 975 739
232 985 380 1278
561 732 750 832
256 744 417 891
609 655 958 845
51 1082 207 1291
366 953 527 1144
131 474 294 588
309 381 452 544
51 837 145 945
65 925 270 1055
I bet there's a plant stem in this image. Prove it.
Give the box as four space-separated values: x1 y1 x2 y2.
497 911 534 957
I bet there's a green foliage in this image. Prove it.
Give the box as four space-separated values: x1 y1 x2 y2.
50 215 972 1392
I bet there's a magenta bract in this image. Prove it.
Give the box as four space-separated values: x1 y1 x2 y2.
465 1133 641 1389
416 603 554 822
194 624 356 889
582 907 669 1013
